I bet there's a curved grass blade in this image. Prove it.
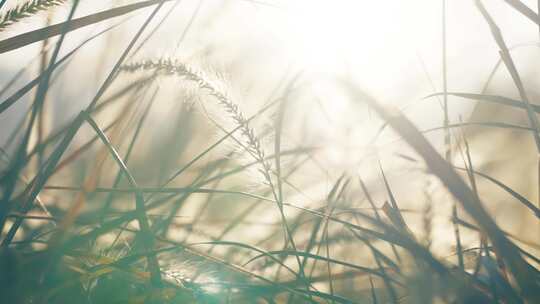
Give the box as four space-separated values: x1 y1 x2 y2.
454 166 540 219
503 0 540 25
339 78 540 301
0 19 127 115
475 0 540 152
244 249 403 287
0 0 176 54
84 114 162 287
425 92 540 113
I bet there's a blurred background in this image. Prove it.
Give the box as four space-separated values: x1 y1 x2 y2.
1 0 540 302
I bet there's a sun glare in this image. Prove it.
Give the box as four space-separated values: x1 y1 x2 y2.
282 1 411 75
1 0 539 302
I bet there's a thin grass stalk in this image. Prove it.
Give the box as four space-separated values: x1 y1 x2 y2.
0 0 176 54
503 0 540 24
369 276 379 304
142 98 282 208
442 0 450 163
100 84 158 224
442 0 465 272
0 19 128 115
340 79 540 301
1 0 166 246
476 0 540 249
173 0 202 55
120 59 309 283
350 228 403 294
475 1 540 150
0 111 85 246
0 0 67 32
0 0 80 240
36 13 52 171
84 114 162 287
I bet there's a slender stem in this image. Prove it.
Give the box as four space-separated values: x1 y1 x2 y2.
0 0 81 241
85 114 162 287
443 0 464 271
442 0 451 163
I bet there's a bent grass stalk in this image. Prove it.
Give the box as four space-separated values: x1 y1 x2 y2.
0 1 539 303
120 58 309 284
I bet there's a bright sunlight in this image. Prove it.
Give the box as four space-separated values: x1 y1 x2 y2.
0 0 539 303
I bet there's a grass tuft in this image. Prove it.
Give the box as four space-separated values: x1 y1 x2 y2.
0 0 67 32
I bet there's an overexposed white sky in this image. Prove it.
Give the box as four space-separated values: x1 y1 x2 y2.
1 0 540 148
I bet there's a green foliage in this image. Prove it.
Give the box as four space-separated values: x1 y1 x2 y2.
0 0 539 303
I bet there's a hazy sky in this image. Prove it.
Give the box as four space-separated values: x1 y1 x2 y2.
1 0 540 143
